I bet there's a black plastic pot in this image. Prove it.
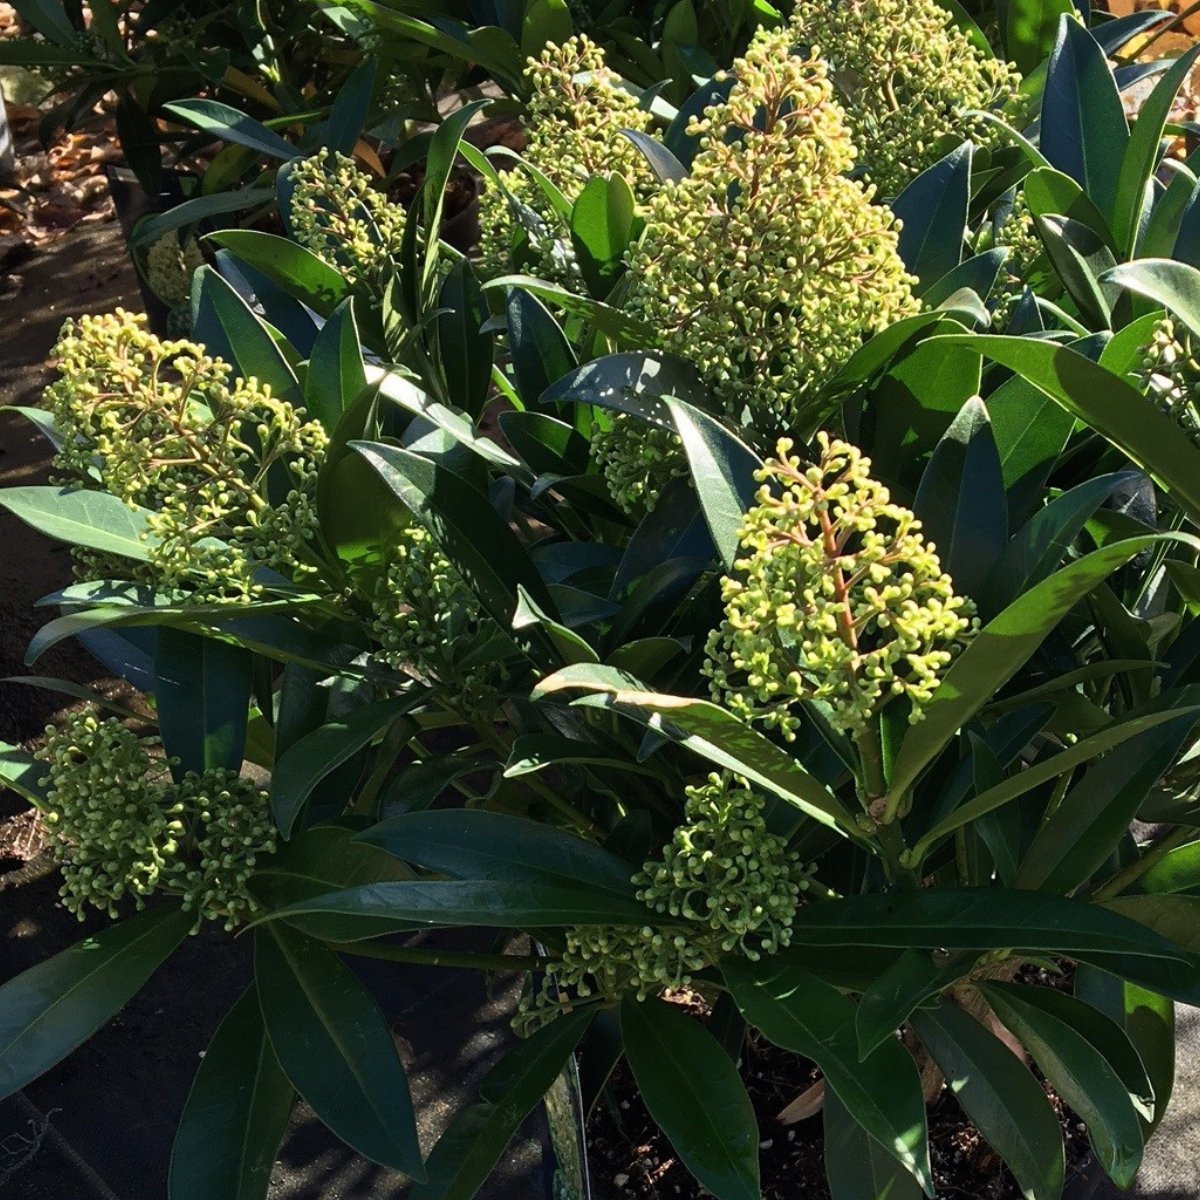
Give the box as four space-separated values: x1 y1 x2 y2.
104 164 196 335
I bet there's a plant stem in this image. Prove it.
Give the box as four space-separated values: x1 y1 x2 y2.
330 941 546 972
1090 825 1196 902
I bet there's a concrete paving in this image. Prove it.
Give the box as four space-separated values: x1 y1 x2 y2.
1089 1006 1200 1200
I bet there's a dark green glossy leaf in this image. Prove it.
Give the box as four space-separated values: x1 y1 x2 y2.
154 627 252 779
982 472 1135 612
270 697 412 838
912 1001 1064 1200
205 230 349 317
1040 18 1128 222
534 664 858 834
355 810 638 896
856 950 975 1061
305 299 366 430
0 486 154 561
620 128 687 183
892 143 970 293
192 266 302 403
823 1086 921 1200
912 397 1007 597
664 396 760 571
257 878 656 930
541 350 710 420
0 904 190 1101
326 59 376 154
786 888 1193 964
351 441 557 662
255 924 423 1178
1105 257 1200 346
436 260 493 420
1023 166 1113 247
1076 966 1175 1136
164 99 297 159
1034 213 1119 328
620 996 760 1200
724 957 931 1190
891 533 1188 802
981 982 1144 1188
917 706 1200 856
1113 45 1200 257
412 1008 594 1200
508 288 577 410
936 332 1200 525
1017 712 1200 893
168 987 294 1200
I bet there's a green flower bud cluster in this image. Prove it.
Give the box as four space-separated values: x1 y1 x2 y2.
478 35 656 284
605 27 916 512
45 310 328 599
704 435 977 738
989 192 1042 326
143 232 204 308
790 0 1020 196
37 712 275 929
370 520 497 712
1138 316 1200 445
288 151 406 293
521 773 813 1029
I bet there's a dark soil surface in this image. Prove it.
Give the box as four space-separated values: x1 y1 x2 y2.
589 1047 1091 1200
588 997 1091 1200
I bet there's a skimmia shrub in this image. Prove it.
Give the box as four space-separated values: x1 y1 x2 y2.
6 9 1200 1200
